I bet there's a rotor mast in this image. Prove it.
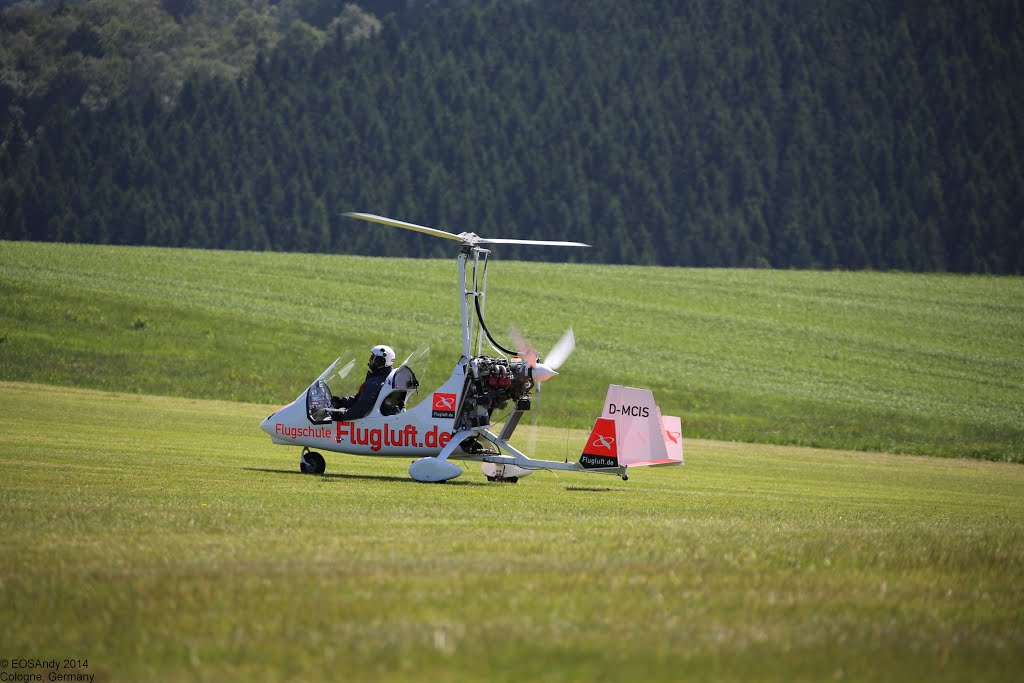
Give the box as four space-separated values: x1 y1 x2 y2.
457 246 474 360
341 211 589 362
458 243 494 360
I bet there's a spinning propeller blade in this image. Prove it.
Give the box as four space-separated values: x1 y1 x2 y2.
509 327 539 368
511 327 575 382
544 327 576 370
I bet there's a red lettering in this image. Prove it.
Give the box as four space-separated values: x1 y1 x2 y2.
275 423 334 440
328 421 428 450
423 427 452 450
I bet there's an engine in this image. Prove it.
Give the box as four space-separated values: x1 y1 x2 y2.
458 355 534 428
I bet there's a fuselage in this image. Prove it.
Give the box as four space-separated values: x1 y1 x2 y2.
259 363 467 458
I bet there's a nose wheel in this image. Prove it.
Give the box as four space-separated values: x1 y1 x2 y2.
300 448 326 475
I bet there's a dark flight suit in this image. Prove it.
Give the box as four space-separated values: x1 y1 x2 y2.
329 366 391 421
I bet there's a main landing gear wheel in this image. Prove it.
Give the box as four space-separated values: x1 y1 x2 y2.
481 463 531 483
300 449 326 475
485 475 518 484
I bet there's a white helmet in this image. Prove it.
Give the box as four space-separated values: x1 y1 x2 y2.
369 344 396 371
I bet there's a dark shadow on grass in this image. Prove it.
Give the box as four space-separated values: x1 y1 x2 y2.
243 467 487 486
564 485 615 492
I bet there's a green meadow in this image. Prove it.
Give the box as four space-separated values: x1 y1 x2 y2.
1 241 1023 681
1 241 1022 460
1 381 1021 682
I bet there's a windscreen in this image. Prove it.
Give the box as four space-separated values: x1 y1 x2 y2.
306 351 358 424
396 343 430 408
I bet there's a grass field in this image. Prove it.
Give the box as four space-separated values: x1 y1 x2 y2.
1 241 1022 461
2 241 1023 680
1 381 1021 682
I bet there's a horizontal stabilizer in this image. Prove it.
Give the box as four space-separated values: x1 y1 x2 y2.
579 385 684 470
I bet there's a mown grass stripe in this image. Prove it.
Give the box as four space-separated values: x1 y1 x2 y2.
0 381 1021 682
1 241 1022 460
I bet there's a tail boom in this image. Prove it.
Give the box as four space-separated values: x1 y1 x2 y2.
450 384 682 482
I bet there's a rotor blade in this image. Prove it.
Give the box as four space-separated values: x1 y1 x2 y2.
544 327 575 370
480 238 590 247
342 212 464 242
343 212 591 248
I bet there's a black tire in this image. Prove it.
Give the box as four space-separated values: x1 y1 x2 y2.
300 451 326 475
486 475 518 484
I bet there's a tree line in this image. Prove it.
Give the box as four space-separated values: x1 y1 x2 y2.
1 0 1022 271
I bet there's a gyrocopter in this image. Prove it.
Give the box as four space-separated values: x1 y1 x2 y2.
259 213 684 483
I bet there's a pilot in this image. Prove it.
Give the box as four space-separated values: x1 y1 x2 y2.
329 344 395 421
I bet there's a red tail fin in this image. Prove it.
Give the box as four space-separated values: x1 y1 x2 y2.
579 417 619 469
580 385 684 470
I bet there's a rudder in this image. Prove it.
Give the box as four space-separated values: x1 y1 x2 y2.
579 385 683 470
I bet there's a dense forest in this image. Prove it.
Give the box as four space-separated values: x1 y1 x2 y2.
1 0 1022 271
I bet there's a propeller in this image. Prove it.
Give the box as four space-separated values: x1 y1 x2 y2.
510 327 575 382
505 328 574 475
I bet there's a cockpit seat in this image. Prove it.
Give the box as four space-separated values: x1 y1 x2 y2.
378 365 419 416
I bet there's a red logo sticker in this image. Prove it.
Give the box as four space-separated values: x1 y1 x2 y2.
585 417 618 456
579 417 619 469
432 392 457 418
